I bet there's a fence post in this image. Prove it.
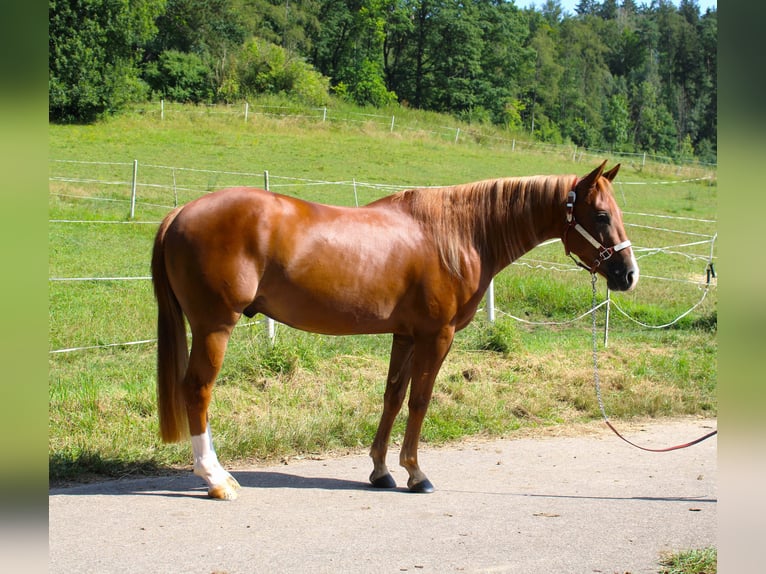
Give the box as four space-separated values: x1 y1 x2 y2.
323 107 327 122
512 139 516 152
161 99 164 120
172 167 178 207
454 128 460 144
129 159 138 219
603 288 611 348
390 115 395 132
486 279 495 323
264 170 276 344
244 102 249 123
352 179 359 207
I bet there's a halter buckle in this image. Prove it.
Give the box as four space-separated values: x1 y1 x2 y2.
566 191 576 223
598 247 613 261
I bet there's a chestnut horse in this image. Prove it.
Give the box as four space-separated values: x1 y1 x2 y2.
152 161 638 499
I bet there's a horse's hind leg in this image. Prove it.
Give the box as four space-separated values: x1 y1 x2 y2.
369 334 414 488
184 327 241 500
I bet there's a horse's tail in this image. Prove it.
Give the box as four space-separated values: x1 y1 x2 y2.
151 207 189 443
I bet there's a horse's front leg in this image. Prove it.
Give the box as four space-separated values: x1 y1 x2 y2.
185 328 241 500
399 327 455 493
369 334 414 488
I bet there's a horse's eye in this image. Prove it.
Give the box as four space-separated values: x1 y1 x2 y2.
596 212 611 225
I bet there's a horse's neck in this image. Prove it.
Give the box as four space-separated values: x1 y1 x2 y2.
489 182 566 274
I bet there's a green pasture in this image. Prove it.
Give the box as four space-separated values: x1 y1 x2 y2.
49 103 717 483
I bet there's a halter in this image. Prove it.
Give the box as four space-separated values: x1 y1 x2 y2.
563 179 632 273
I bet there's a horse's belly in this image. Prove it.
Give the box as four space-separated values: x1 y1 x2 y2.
252 279 406 336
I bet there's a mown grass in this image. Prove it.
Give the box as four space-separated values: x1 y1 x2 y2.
48 101 717 484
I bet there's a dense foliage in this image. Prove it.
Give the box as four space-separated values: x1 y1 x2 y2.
49 0 716 161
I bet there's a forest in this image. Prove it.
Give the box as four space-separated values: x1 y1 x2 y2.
49 0 717 162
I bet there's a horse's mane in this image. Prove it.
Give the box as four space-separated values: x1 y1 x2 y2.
397 175 571 277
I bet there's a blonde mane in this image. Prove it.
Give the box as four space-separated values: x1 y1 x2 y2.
399 175 572 276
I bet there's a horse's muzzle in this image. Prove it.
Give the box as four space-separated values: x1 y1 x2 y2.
605 261 639 292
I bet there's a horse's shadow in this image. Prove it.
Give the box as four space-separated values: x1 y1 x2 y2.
50 470 717 505
50 470 406 499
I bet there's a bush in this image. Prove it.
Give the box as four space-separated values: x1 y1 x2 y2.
342 59 397 108
236 38 330 106
143 50 214 103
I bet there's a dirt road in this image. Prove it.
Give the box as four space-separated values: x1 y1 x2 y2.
49 418 716 574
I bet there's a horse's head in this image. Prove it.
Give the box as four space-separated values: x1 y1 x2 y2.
563 161 639 292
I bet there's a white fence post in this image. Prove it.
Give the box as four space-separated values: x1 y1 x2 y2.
390 115 396 132
454 128 460 143
603 287 611 348
486 279 495 323
172 167 178 207
244 102 249 123
129 159 138 219
263 170 276 344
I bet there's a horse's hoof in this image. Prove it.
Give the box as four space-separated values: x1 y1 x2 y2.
208 483 239 500
227 475 242 491
370 473 397 489
408 478 435 493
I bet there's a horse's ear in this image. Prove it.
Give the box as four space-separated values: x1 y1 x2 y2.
577 160 608 192
603 163 620 182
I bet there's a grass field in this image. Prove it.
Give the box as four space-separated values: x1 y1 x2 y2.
48 102 717 483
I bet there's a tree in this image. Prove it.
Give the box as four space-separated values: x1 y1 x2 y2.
309 0 396 106
148 0 244 56
600 0 618 20
475 0 534 126
49 0 166 122
631 79 677 155
427 0 485 114
557 16 613 147
147 0 246 92
539 0 564 26
525 20 563 139
143 50 214 102
574 0 599 17
233 0 320 55
603 92 630 150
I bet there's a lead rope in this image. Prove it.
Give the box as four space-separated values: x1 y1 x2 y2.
589 273 717 452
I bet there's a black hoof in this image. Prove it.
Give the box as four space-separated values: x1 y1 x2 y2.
408 479 435 493
370 473 397 489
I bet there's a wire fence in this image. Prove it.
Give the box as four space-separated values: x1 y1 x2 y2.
48 158 717 354
144 100 717 174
